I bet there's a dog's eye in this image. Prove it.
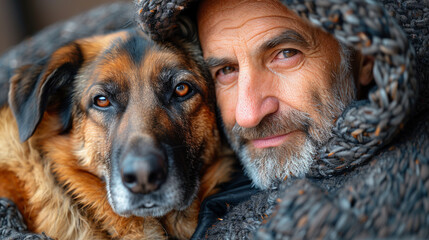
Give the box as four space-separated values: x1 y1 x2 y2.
174 83 190 97
94 95 110 108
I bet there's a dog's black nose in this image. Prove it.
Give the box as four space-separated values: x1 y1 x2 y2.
121 151 167 194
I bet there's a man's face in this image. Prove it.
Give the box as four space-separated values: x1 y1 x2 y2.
198 0 355 189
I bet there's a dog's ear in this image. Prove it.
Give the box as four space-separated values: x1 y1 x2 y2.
9 43 84 142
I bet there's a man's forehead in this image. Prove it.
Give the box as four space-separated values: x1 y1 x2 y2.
198 0 285 12
197 0 318 59
197 0 315 39
197 0 297 26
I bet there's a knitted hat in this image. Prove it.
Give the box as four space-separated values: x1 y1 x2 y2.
135 0 423 177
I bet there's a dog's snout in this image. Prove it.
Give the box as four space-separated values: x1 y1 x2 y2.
121 151 167 194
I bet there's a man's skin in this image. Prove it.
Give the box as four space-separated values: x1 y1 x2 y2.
197 0 374 189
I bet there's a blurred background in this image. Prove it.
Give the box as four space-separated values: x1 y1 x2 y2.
0 0 124 55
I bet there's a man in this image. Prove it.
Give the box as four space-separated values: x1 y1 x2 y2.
196 0 373 189
137 0 429 238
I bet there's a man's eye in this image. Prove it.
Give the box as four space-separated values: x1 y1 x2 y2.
275 49 299 59
216 66 237 76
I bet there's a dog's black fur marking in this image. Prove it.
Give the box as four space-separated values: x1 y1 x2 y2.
121 34 149 65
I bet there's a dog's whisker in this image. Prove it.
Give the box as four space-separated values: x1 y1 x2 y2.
168 145 187 150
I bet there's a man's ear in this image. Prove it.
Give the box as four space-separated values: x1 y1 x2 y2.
358 55 374 87
9 43 84 142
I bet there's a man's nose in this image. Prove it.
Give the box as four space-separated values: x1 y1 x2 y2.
235 67 279 128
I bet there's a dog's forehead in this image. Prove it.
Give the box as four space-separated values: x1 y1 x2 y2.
90 32 195 83
103 31 150 65
76 30 209 108
102 32 184 65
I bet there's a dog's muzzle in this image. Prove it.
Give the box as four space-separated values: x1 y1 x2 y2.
108 135 192 217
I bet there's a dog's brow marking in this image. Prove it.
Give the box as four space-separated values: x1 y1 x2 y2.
100 32 149 65
158 67 179 84
102 37 126 59
159 68 194 84
121 34 151 64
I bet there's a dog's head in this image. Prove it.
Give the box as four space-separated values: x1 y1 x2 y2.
8 29 219 217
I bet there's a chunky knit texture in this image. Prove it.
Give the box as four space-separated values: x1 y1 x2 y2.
0 198 52 240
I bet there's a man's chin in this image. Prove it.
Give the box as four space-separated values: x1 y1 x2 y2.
236 138 316 189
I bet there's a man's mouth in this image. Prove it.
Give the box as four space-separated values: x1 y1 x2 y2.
251 132 293 149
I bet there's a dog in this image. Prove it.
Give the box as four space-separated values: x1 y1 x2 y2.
0 28 234 239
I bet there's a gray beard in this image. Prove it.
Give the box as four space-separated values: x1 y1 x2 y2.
222 44 356 189
237 137 316 189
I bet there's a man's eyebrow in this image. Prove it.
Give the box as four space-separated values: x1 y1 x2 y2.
260 30 310 51
204 57 235 69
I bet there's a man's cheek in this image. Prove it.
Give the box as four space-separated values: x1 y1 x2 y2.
216 87 237 128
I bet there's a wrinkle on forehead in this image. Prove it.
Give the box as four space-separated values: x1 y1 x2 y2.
198 0 296 26
198 0 285 19
222 15 297 31
198 0 319 54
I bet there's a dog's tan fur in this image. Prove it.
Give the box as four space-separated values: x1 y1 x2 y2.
0 30 234 239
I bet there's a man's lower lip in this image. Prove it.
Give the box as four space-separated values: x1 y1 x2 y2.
251 133 290 149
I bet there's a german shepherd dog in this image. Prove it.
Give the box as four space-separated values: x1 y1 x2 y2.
0 28 233 239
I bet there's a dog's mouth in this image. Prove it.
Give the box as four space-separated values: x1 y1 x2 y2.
106 155 198 217
106 139 201 217
106 177 179 217
140 201 157 208
121 201 167 217
110 184 191 217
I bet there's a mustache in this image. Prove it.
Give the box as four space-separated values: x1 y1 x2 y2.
231 109 312 140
